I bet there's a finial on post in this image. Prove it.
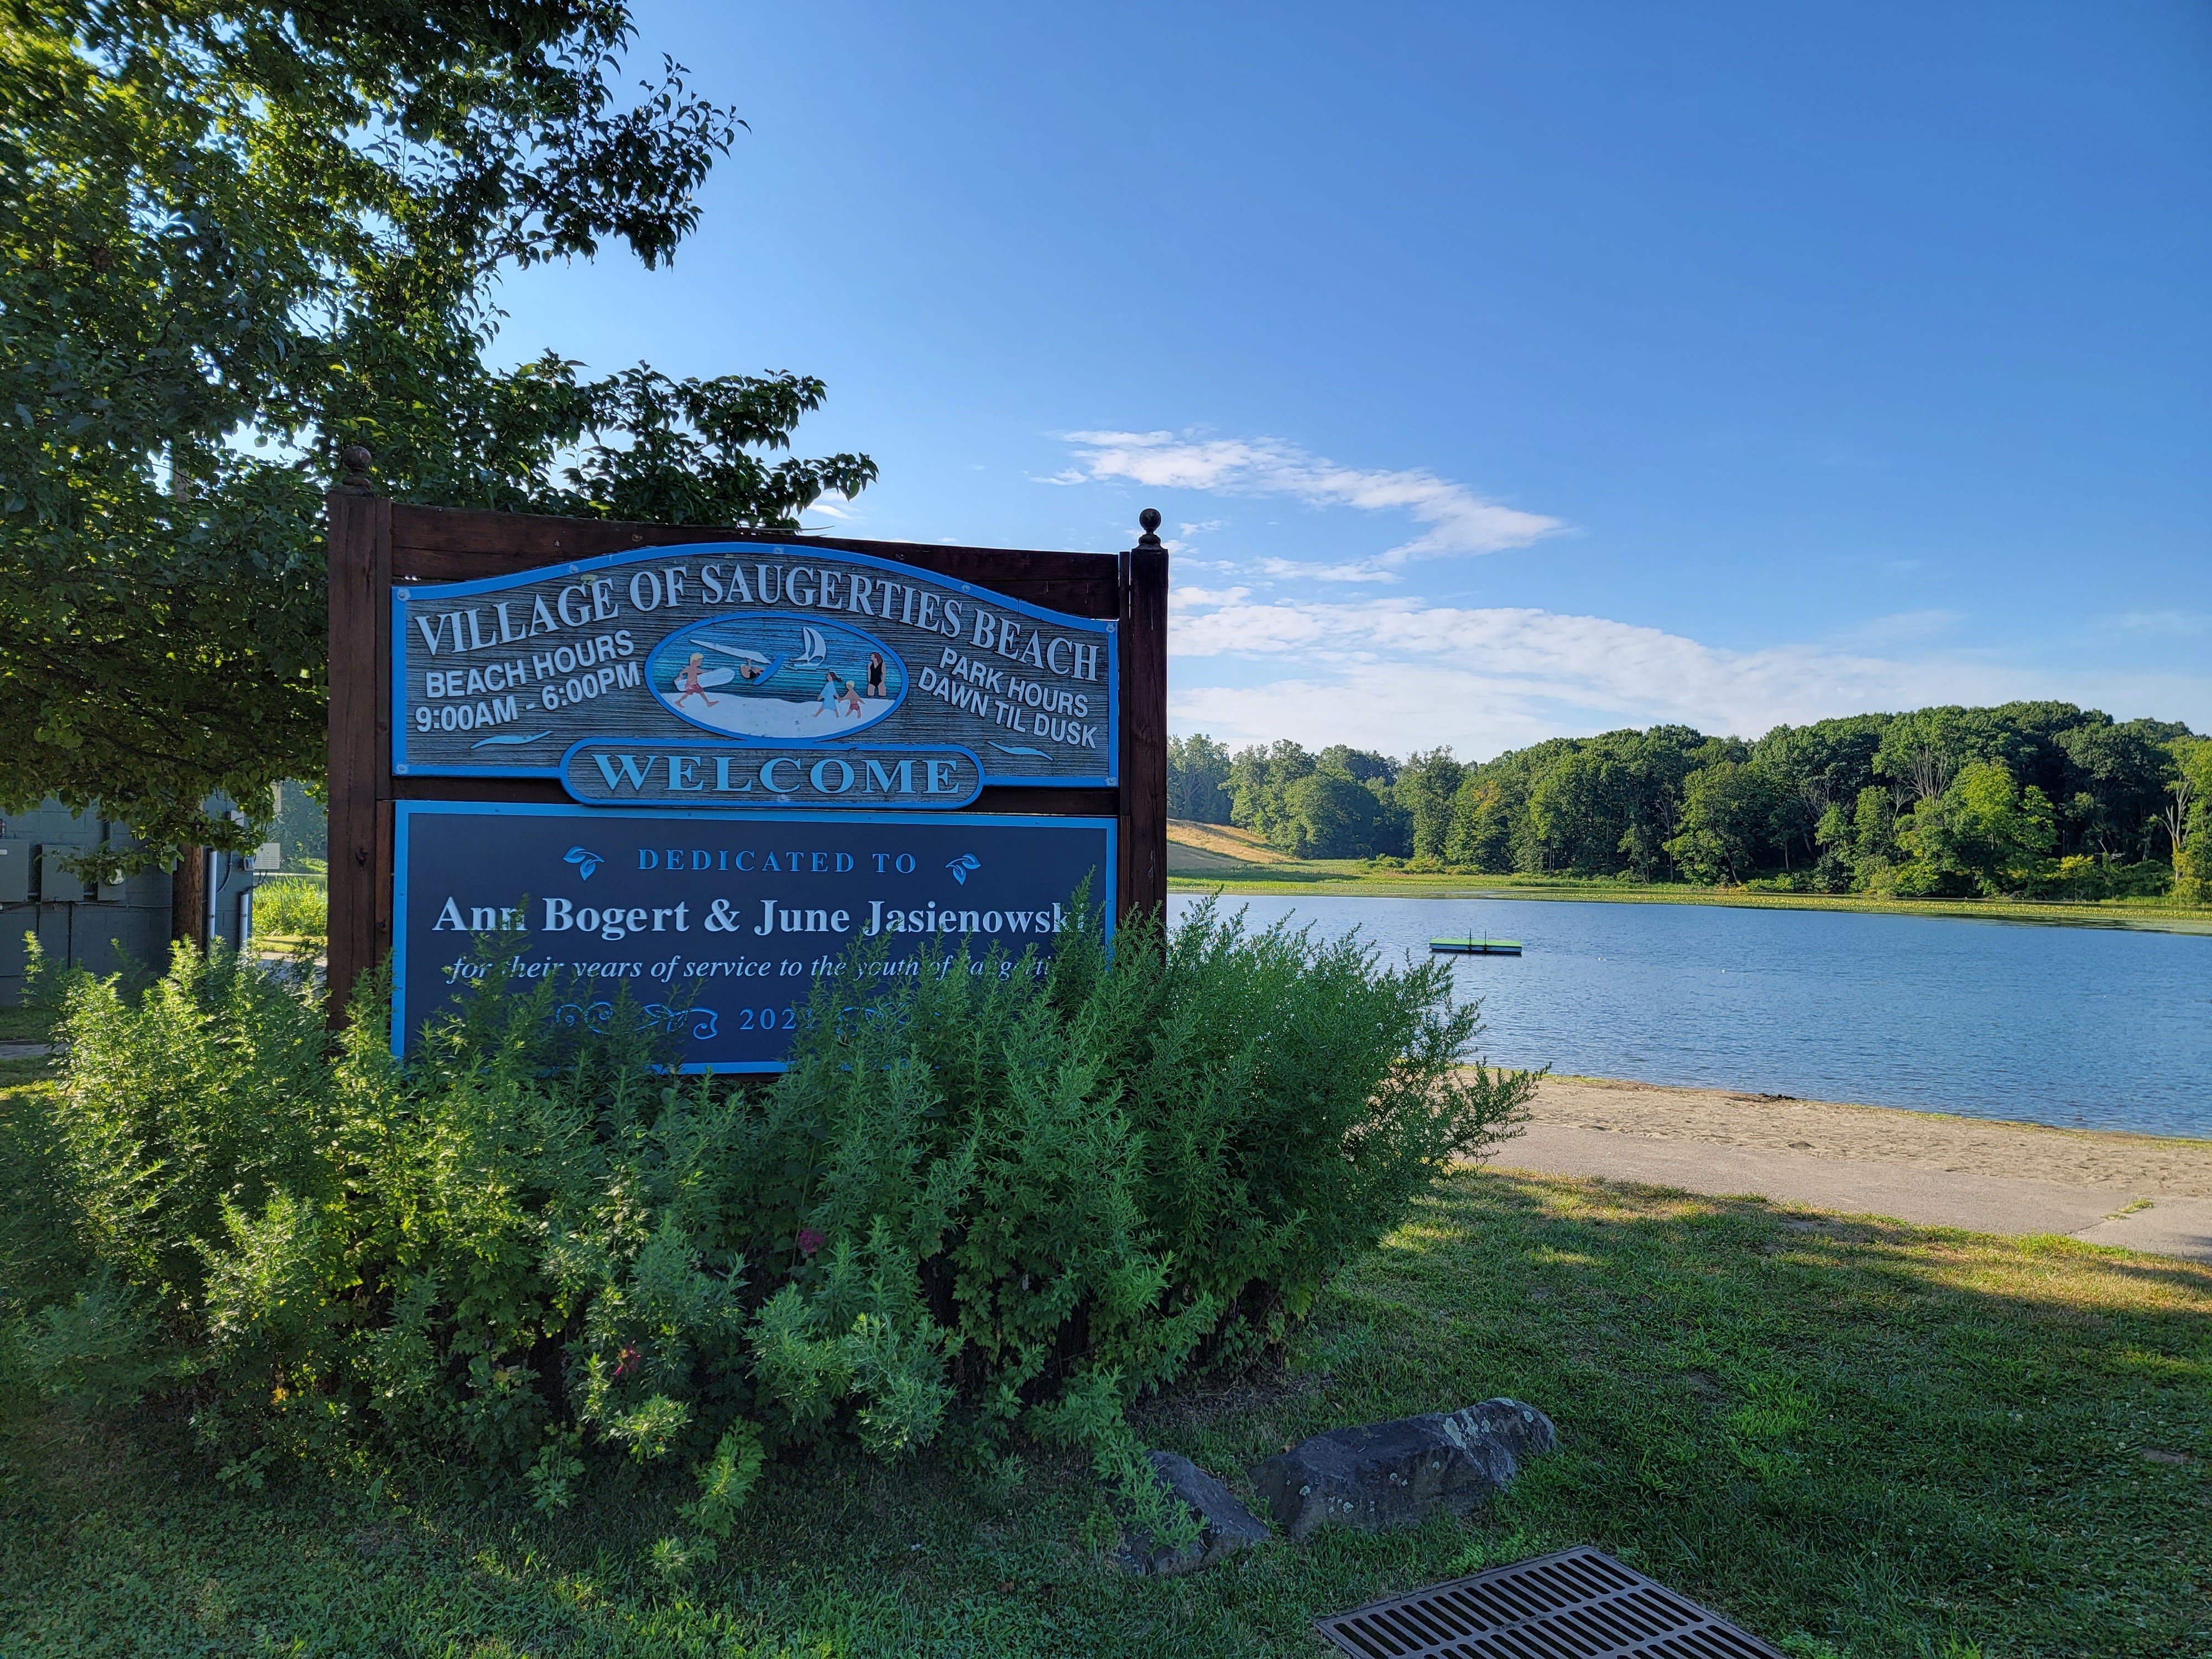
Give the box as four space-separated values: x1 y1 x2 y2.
338 444 374 491
1136 507 1164 550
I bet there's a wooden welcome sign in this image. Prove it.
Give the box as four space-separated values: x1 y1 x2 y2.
327 475 1167 1069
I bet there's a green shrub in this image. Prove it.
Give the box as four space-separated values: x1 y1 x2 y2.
2180 830 2211 906
49 940 336 1317
2031 855 2173 902
251 877 327 940
15 900 1534 1541
1743 873 1814 894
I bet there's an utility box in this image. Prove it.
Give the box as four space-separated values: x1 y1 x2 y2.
0 801 175 1004
253 842 283 873
37 846 95 903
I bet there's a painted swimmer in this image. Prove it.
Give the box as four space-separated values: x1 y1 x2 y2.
674 652 718 706
865 651 887 700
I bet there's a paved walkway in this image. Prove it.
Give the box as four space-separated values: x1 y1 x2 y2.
1482 1079 2212 1265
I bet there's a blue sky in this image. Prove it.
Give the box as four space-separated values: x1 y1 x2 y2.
497 1 2212 759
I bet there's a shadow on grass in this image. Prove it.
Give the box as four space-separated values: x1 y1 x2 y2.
1141 1171 2212 1659
2 1140 2206 1658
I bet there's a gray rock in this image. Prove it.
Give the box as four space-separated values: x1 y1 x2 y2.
1119 1451 1272 1576
1248 1398 1556 1540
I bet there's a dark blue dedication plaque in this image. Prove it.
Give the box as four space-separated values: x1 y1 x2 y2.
391 802 1115 1071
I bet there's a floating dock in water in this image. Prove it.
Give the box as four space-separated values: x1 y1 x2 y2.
1429 937 1523 956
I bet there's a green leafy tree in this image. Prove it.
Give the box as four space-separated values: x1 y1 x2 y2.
1166 733 1234 823
1434 706 2197 895
1515 728 1726 878
1281 770 1401 859
1223 741 1410 859
1316 744 1397 787
1751 714 1886 869
1225 740 1316 849
1 0 875 876
1394 748 1466 863
1895 759 2056 897
1874 708 1966 804
1815 784 1907 891
2168 738 2212 905
1522 745 1625 874
1663 761 1786 885
1446 772 1520 872
2056 718 2183 864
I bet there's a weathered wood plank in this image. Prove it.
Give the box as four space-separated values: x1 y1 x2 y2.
1119 539 1170 924
392 545 1112 615
392 776 568 804
388 505 1121 617
324 491 389 1021
388 776 1119 817
973 787 1121 818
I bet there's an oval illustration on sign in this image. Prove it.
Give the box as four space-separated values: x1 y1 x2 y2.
646 614 907 740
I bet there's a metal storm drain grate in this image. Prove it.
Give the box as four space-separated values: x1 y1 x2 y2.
1314 1546 1785 1659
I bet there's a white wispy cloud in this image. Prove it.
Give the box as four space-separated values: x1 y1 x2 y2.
1258 557 1399 584
1166 591 2212 756
1058 430 1563 572
797 489 864 528
1170 585 1253 610
2105 610 2209 638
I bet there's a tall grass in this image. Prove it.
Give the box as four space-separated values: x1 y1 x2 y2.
249 877 326 941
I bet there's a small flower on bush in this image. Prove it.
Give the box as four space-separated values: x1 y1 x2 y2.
795 1228 825 1258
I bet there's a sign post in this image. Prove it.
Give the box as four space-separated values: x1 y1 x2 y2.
326 462 1167 1067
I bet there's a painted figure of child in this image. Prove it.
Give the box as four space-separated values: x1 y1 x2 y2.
675 652 717 706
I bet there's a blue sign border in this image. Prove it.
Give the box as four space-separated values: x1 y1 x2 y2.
556 737 985 810
390 800 1118 1072
391 541 1120 790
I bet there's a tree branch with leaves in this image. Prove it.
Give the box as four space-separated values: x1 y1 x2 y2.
1 0 875 875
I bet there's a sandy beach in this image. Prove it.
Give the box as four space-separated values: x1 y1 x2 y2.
1482 1075 2212 1262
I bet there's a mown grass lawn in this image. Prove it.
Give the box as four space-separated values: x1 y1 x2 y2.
1166 869 2212 935
0 1003 55 1044
2 1067 2205 1658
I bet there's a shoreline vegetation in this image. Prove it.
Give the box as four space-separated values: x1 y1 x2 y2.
1168 819 2212 933
1168 703 2212 916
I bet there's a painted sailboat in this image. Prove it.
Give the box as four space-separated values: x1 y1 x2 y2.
648 614 906 739
692 638 787 688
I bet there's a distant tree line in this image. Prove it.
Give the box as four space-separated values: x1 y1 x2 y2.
1169 703 2212 902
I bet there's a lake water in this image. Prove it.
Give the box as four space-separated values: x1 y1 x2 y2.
1165 895 2212 1140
